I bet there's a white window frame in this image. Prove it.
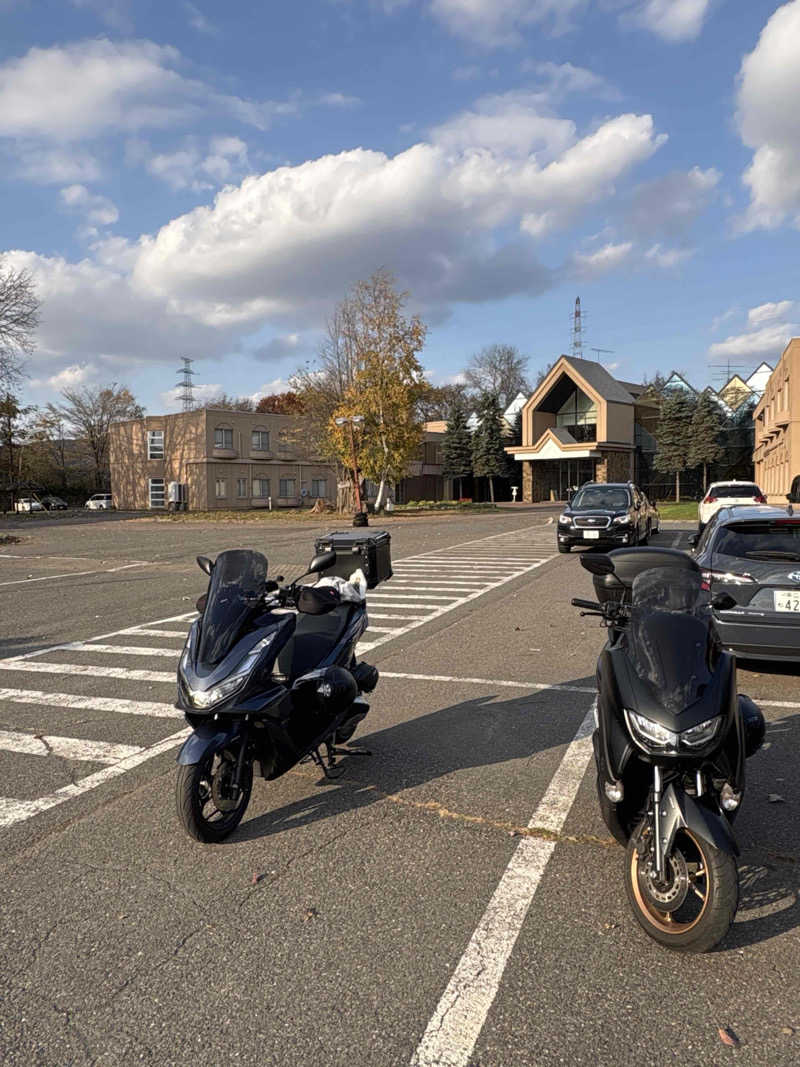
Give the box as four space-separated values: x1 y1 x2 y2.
148 478 165 508
215 478 227 499
147 429 164 459
251 429 270 451
279 477 295 498
253 477 270 499
214 427 233 449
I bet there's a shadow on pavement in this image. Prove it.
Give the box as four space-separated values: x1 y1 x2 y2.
233 676 596 844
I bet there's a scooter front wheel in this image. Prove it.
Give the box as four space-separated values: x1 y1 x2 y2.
176 743 253 843
624 823 738 952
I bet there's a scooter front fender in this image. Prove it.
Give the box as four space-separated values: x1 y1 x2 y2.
658 783 739 871
176 721 244 765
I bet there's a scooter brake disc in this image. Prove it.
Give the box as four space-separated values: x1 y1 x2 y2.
639 849 689 913
211 754 240 812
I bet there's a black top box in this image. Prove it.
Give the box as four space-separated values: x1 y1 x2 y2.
314 529 392 589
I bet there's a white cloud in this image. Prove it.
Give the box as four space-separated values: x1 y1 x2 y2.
428 0 587 46
60 183 119 227
71 0 134 32
573 240 633 274
184 2 216 34
710 301 797 359
9 143 102 184
520 60 619 100
736 1 800 230
431 91 576 159
29 362 96 391
748 300 795 327
158 381 223 412
627 165 720 234
0 38 288 143
144 135 250 191
629 0 712 42
644 243 694 267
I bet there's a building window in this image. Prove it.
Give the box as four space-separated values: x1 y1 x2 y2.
253 477 270 498
214 427 233 449
279 477 295 498
310 477 327 498
147 430 164 459
555 387 597 443
215 478 227 499
278 430 290 453
236 478 248 498
148 478 165 508
251 429 270 451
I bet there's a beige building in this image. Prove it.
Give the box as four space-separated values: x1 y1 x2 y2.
506 355 659 502
753 338 800 503
109 408 336 511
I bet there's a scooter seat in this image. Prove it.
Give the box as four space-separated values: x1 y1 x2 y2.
277 604 355 680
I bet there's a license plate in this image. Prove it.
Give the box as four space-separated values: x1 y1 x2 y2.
775 590 800 612
583 530 601 540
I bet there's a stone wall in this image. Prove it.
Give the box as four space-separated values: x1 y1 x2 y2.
596 450 632 484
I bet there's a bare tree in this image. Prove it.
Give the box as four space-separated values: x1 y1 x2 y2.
48 384 144 489
0 258 40 391
464 344 530 405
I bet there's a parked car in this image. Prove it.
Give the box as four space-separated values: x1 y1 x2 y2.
698 480 766 532
788 474 800 503
690 503 800 662
13 496 45 512
556 482 650 553
40 495 69 510
641 491 660 535
85 493 114 510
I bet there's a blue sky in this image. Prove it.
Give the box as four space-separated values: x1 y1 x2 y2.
2 0 800 411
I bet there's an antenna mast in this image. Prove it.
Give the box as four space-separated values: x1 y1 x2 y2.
571 297 584 358
176 357 196 412
590 347 614 363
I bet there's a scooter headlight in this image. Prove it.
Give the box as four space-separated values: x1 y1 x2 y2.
625 710 723 753
184 633 275 711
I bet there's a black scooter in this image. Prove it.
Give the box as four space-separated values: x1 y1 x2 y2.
573 547 764 952
175 547 379 843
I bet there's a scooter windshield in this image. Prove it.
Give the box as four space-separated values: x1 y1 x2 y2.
627 567 714 712
197 549 268 668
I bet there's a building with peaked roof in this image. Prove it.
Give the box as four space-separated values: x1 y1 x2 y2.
753 339 800 503
505 356 659 502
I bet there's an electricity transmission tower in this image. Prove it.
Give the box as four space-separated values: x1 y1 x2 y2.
176 357 196 411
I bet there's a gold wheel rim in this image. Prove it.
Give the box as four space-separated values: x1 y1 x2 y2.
630 829 710 935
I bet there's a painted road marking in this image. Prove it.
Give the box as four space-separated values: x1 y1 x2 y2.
0 562 148 588
0 729 143 763
0 728 190 829
410 706 596 1067
0 688 181 718
68 643 182 657
0 661 175 683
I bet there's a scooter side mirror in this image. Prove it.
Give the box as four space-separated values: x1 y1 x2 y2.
307 550 336 575
688 534 699 548
580 554 615 576
196 555 214 576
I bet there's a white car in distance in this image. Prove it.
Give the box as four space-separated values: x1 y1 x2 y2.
85 493 114 510
14 497 45 512
698 481 766 531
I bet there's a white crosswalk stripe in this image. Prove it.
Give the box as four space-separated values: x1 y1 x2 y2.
0 522 558 828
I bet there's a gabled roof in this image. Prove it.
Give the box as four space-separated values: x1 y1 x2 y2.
556 356 636 405
746 362 773 393
663 372 697 394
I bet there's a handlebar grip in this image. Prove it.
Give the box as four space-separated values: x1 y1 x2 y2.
571 597 603 611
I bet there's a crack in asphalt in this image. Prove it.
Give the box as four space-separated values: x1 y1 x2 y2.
239 823 359 907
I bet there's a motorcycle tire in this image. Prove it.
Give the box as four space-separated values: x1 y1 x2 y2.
624 822 738 953
176 743 253 843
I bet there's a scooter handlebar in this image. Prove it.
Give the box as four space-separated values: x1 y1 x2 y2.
571 597 604 612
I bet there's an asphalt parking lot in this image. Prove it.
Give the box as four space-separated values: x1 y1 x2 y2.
0 510 798 1066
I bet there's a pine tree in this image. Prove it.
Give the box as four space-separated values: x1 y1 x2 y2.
442 400 473 499
471 393 509 504
687 391 723 491
653 389 697 502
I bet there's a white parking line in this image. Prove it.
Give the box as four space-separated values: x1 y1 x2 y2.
0 688 181 717
69 643 182 658
0 729 143 763
0 728 190 829
0 661 175 683
411 706 595 1067
381 672 596 694
0 562 148 588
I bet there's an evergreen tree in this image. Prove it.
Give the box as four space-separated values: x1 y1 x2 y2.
471 393 509 504
441 400 473 499
653 389 697 502
687 390 723 491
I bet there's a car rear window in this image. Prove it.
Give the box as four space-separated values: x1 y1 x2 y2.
709 484 760 499
713 521 800 559
571 487 630 510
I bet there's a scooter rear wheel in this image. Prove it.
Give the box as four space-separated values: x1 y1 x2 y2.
176 743 253 843
625 823 738 952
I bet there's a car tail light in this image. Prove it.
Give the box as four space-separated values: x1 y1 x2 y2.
704 495 717 504
701 568 756 591
754 494 767 504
